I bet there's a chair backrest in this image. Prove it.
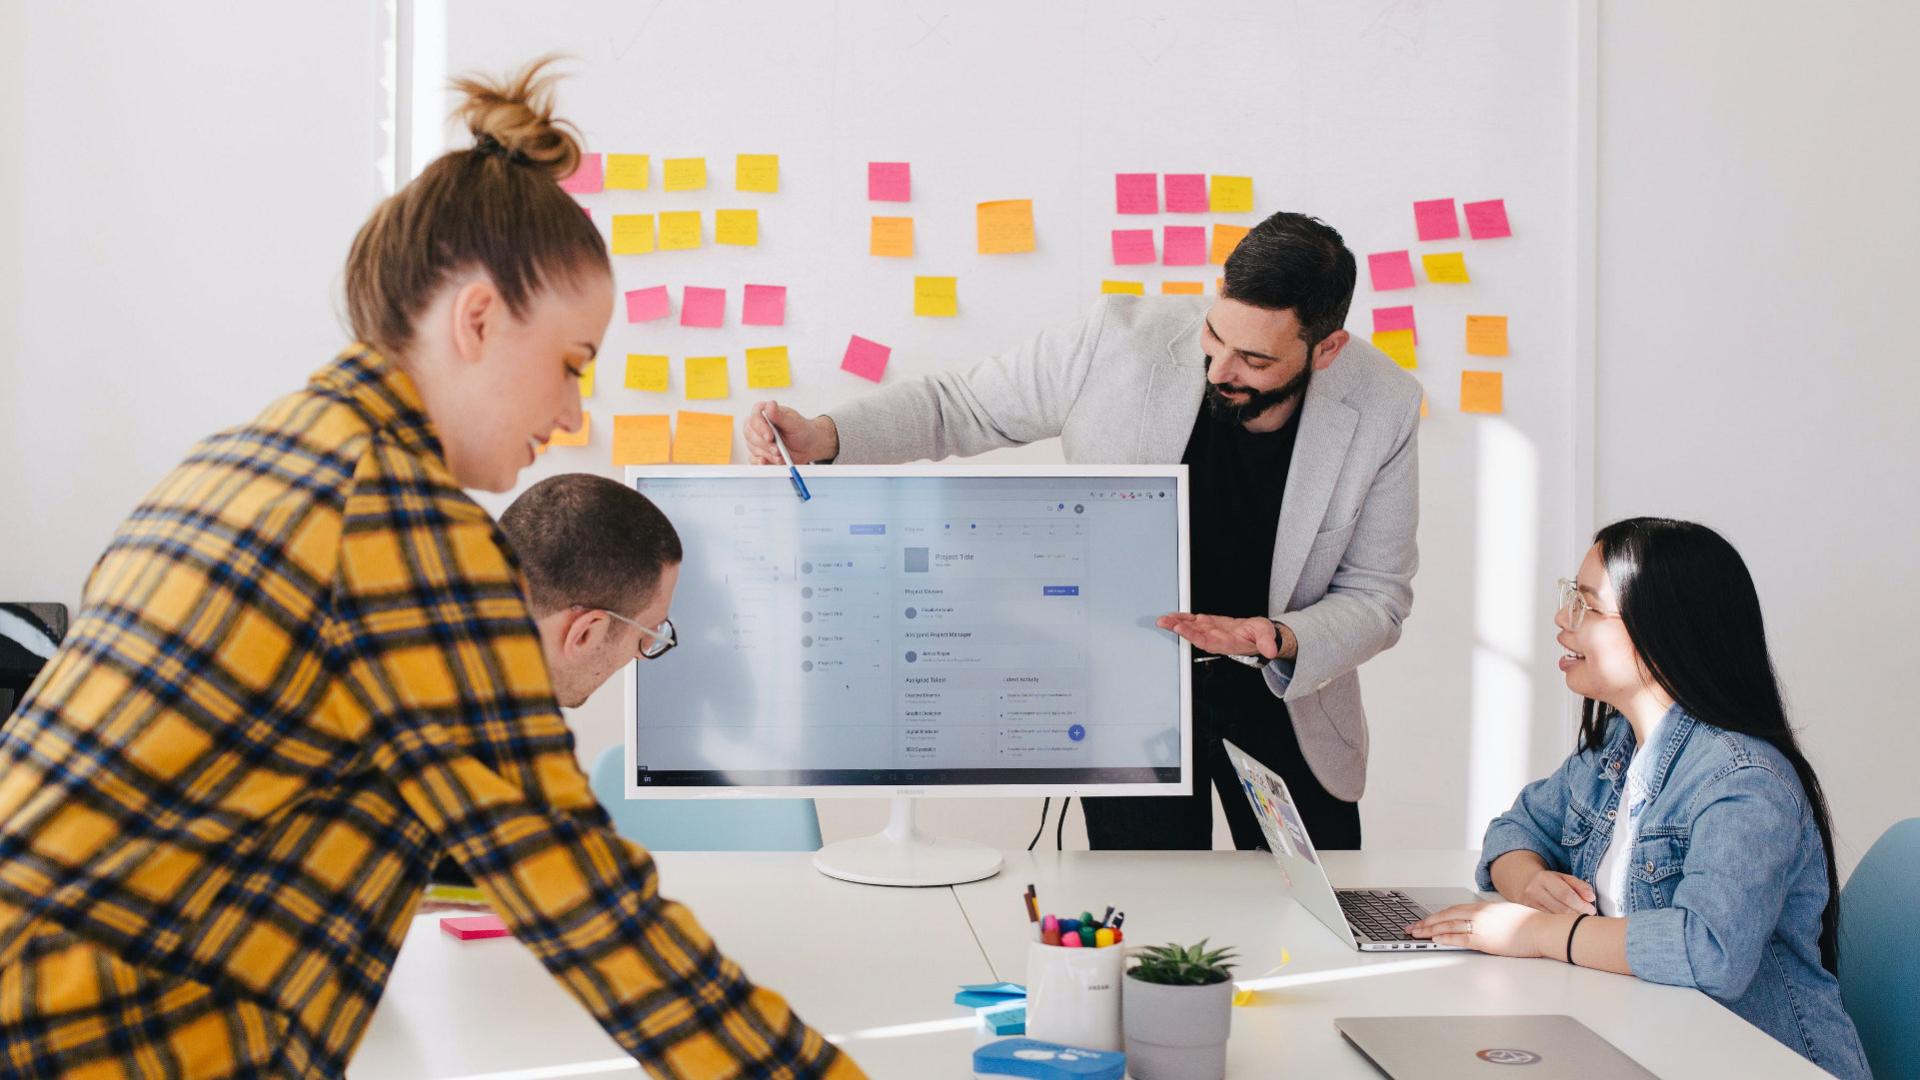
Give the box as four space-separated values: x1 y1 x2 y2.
1839 817 1920 1080
588 746 823 852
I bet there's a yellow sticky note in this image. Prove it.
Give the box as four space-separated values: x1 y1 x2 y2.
715 209 759 246
745 346 792 389
1466 315 1509 357
1462 371 1504 414
672 410 734 464
976 199 1036 255
578 361 596 398
1209 175 1254 213
546 412 590 448
663 157 707 191
871 216 914 258
1210 224 1250 265
625 354 669 392
605 154 650 190
658 211 702 250
1101 280 1145 295
1423 252 1470 283
612 414 671 466
914 275 958 317
735 153 779 193
610 214 656 255
1372 329 1417 370
685 356 731 400
1162 281 1204 295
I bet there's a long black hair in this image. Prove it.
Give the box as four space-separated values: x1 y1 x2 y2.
1579 517 1842 975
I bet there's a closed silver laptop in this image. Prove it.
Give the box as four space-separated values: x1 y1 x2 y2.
1335 1015 1657 1078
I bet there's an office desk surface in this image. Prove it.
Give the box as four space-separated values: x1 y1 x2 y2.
353 850 1822 1078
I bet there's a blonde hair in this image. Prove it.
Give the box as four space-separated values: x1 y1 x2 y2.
344 55 607 358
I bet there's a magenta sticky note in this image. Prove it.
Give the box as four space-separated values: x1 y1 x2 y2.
625 286 671 323
868 162 911 202
742 284 786 327
1112 229 1156 265
1413 198 1460 241
681 286 726 328
841 334 891 383
1372 304 1418 344
1164 173 1207 213
1115 173 1158 214
441 915 510 941
1368 251 1416 291
1464 199 1512 239
559 153 603 194
1162 226 1207 266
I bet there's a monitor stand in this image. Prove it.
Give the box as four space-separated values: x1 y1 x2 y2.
813 798 1004 887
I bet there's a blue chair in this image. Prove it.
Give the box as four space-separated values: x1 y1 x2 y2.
588 746 822 852
1839 817 1920 1079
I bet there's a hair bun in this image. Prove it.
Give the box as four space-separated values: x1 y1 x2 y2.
449 54 583 181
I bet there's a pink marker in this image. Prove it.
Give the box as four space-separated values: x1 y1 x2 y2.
1062 932 1084 948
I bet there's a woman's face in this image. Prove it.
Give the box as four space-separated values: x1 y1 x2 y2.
1556 543 1654 708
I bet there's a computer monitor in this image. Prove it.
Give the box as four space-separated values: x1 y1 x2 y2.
622 465 1191 885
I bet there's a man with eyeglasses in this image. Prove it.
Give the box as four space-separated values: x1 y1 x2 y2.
745 211 1421 852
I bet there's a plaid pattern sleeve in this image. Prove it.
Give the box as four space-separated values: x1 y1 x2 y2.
0 346 862 1079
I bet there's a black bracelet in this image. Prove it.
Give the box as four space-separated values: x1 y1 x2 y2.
1565 913 1591 965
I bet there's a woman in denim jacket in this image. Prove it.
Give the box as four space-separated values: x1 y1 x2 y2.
1409 518 1868 1078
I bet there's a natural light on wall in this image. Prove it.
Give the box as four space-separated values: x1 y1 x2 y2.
1467 419 1538 845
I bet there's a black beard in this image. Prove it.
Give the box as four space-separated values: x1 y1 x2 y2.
1204 362 1312 425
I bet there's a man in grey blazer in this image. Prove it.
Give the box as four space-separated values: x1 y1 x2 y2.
748 212 1420 851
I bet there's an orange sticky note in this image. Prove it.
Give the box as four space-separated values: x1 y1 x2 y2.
871 216 914 257
685 356 731 400
547 412 590 448
612 414 671 465
1209 224 1250 265
735 153 778 193
1421 396 1430 418
610 214 655 255
1423 252 1470 283
625 354 669 392
1372 329 1417 370
1101 280 1145 295
1209 175 1254 213
605 154 650 190
659 211 702 250
672 411 733 464
745 346 791 389
914 276 958 317
1466 315 1509 357
1162 281 1204 295
976 199 1036 255
715 209 759 246
663 157 706 191
1461 371 1504 414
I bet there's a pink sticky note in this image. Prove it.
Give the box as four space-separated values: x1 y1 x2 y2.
441 915 510 940
1413 198 1460 241
559 153 603 194
841 334 891 383
1368 251 1416 291
1115 173 1158 214
681 286 726 328
1464 199 1512 239
1373 304 1418 344
1164 173 1207 213
1112 229 1156 265
625 286 671 323
742 284 786 327
868 162 911 201
1163 226 1207 266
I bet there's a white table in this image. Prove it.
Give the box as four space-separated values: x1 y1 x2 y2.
352 850 1823 1078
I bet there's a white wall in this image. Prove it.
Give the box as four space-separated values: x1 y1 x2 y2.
1594 2 1920 874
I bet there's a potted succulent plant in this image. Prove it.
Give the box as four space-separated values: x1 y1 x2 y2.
1122 939 1239 1080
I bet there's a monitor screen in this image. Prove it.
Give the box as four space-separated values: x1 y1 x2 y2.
622 465 1190 798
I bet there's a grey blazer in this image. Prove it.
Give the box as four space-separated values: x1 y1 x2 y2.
830 296 1421 801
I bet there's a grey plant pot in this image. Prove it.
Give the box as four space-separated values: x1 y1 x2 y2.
1121 972 1235 1080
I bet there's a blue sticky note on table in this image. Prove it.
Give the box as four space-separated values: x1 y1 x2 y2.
955 981 1026 1007
983 1001 1027 1036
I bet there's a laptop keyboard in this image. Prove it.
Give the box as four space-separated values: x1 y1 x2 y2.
1337 889 1429 942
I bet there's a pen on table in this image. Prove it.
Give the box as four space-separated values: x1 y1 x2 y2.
763 405 810 502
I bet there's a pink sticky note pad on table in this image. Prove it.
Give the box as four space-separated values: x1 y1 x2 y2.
841 334 891 383
1373 304 1418 343
1368 251 1416 291
1413 198 1460 241
625 286 671 323
1164 173 1207 212
742 284 786 327
441 915 509 941
1111 229 1156 265
1162 226 1207 266
868 162 911 201
1115 173 1158 214
1464 199 1512 239
681 286 726 328
559 153 603 194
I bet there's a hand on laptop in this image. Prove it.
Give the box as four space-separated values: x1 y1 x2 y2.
1406 900 1555 958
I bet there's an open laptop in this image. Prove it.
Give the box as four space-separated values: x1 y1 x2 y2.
1222 738 1478 951
1335 1015 1656 1078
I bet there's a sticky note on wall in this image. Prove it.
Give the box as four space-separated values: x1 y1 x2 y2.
663 157 707 191
1464 199 1511 239
914 276 958 317
1413 198 1459 241
871 216 914 257
625 355 669 392
1372 329 1418 370
1115 173 1158 214
548 412 590 447
1112 229 1156 265
1209 224 1250 265
715 209 759 246
977 199 1036 254
578 362 595 398
1208 175 1253 213
611 214 656 255
841 334 891 382
1163 226 1207 266
1101 280 1146 295
735 153 779 192
1368 251 1415 291
613 414 671 465
681 286 726 328
1461 371 1504 414
1162 281 1204 295
1466 315 1509 356
625 285 670 322
1422 252 1470 283
605 154 650 190
1164 173 1208 212
559 153 603 194
685 356 730 400
672 411 734 464
745 345 792 389
868 161 911 201
658 211 703 250
742 284 786 327
1373 305 1417 343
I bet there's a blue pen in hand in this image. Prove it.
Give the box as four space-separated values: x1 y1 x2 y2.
764 406 810 502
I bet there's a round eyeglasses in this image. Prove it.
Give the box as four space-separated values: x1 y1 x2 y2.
1555 578 1618 631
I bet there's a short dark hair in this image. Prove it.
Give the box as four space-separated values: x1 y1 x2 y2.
498 473 682 618
1219 211 1358 346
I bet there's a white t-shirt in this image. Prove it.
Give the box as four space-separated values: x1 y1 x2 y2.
1594 711 1671 918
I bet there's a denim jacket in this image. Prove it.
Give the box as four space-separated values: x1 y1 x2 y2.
1477 706 1868 1079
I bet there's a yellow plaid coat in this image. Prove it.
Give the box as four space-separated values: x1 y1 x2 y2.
0 348 861 1078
